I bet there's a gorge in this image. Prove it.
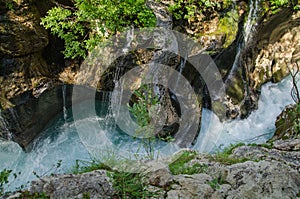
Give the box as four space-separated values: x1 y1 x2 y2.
0 0 299 198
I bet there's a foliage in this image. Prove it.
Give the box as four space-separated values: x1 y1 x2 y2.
209 175 227 190
108 171 156 199
273 103 300 140
211 143 251 165
72 159 112 174
5 1 16 11
19 191 49 199
247 142 273 149
265 0 299 14
171 162 208 175
0 169 12 196
167 0 221 21
41 0 156 59
82 192 91 199
128 84 159 135
128 84 160 159
168 150 207 175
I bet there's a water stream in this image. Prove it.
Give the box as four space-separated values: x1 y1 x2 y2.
0 75 297 192
62 84 68 122
0 0 296 192
0 110 12 141
193 76 298 152
226 0 260 82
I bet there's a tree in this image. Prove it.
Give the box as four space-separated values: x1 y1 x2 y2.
41 0 156 59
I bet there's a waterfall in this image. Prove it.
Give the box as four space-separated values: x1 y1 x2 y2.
122 27 134 54
0 110 12 141
193 76 298 152
243 0 260 44
174 49 188 90
62 84 68 122
7 108 21 134
226 0 261 82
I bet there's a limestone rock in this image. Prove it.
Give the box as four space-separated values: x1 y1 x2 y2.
30 170 114 199
142 161 173 188
0 2 48 57
166 174 214 199
273 139 300 151
232 145 300 171
226 161 300 199
270 103 300 142
5 147 300 199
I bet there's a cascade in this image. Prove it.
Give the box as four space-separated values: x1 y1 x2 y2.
1 0 298 193
0 110 12 141
174 49 188 90
194 76 299 152
7 108 21 134
226 0 261 82
62 84 68 122
122 27 134 54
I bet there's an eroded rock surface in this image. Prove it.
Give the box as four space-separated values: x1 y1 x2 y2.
8 140 299 199
30 170 114 199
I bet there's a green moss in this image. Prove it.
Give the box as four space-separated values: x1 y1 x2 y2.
262 0 298 15
211 143 251 165
215 10 239 48
83 192 91 199
248 142 273 149
209 175 228 190
72 160 112 174
271 103 300 141
108 171 157 199
19 191 49 199
168 150 208 175
226 75 245 104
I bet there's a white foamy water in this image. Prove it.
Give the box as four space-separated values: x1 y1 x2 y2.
0 114 90 192
0 75 298 192
193 76 299 152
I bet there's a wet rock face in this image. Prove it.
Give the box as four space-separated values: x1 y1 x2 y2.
251 10 300 88
0 1 48 57
1 85 68 149
0 85 109 149
0 0 54 108
220 9 300 119
270 104 300 142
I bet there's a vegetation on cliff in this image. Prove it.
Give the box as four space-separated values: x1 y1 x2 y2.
40 0 156 59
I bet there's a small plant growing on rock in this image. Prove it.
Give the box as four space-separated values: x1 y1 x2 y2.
168 150 208 175
211 143 251 165
108 171 156 199
128 84 160 160
209 175 227 190
0 169 12 196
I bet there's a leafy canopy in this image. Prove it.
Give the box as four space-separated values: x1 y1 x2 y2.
41 0 156 59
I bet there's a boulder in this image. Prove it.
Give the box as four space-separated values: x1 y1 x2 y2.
30 170 114 199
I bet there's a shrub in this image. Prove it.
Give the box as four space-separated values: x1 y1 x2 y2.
41 0 156 59
0 169 12 196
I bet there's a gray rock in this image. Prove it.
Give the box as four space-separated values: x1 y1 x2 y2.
226 161 300 199
273 139 300 151
30 170 114 199
167 173 214 199
232 145 300 171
